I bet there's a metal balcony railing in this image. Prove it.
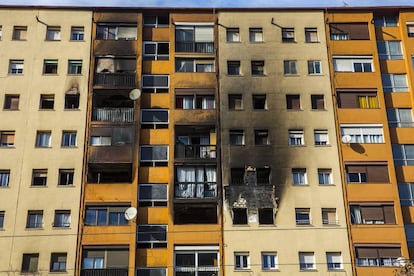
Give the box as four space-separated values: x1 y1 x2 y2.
175 145 216 159
175 182 217 199
93 108 134 122
80 268 128 276
94 73 136 87
175 41 214 53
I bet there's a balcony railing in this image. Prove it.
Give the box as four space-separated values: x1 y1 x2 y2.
80 268 128 276
93 108 134 122
175 145 216 159
175 182 217 199
175 41 214 53
94 73 136 87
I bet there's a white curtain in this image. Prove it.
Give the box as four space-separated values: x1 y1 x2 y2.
196 167 204 198
177 167 195 198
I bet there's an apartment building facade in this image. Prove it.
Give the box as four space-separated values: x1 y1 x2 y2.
0 8 91 275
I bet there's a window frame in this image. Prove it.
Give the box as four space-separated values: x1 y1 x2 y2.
377 41 403 60
249 28 263 42
251 60 265 76
39 94 55 110
36 131 52 148
68 59 82 75
0 131 15 147
296 208 311 225
70 26 85 41
299 252 316 270
292 169 307 185
333 56 374 72
326 252 343 270
307 60 322 75
26 210 43 229
340 124 384 144
311 94 325 110
382 74 409 92
322 208 338 225
58 169 74 186
50 252 67 272
318 169 333 185
314 129 329 146
140 109 169 129
254 129 269 145
142 75 169 93
4 94 20 110
138 184 168 207
53 210 71 228
235 252 250 270
143 15 169 28
228 94 243 110
143 41 169 60
252 94 267 110
305 28 318 43
43 59 58 75
262 252 278 270
137 224 167 248
289 130 304 146
0 170 10 187
229 129 245 146
282 28 295 42
31 169 48 187
227 60 241 76
21 253 39 273
0 211 4 229
85 205 129 226
284 60 298 75
46 26 61 41
226 27 240 42
61 131 77 147
350 204 396 225
12 26 27 40
9 60 24 75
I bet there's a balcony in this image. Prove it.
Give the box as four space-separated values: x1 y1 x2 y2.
175 41 214 53
80 269 128 276
175 144 216 160
94 73 136 88
93 108 134 122
175 182 217 199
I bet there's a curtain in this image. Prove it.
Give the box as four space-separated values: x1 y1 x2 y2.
196 167 204 198
200 136 210 158
350 206 362 224
177 167 195 198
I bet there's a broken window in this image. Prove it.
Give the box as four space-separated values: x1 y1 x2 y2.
232 208 248 225
259 208 274 225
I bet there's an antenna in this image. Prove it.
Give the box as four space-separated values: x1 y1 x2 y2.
341 135 352 144
124 207 137 221
129 89 141 100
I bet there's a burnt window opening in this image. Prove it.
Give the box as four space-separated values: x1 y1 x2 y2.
231 167 270 186
232 208 248 225
65 94 80 109
231 168 245 185
87 165 132 184
174 205 217 224
259 208 274 225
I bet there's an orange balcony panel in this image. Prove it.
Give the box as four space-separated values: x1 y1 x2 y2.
395 166 414 182
85 184 135 201
142 27 169 41
338 109 384 124
376 27 401 40
347 184 396 202
379 60 407 74
174 109 216 124
136 248 168 267
140 129 169 144
170 224 221 244
82 225 132 244
333 73 379 88
329 40 376 55
142 60 170 74
141 93 170 109
401 206 414 223
384 92 412 108
351 226 405 243
390 127 414 144
172 73 216 88
356 267 398 276
137 207 169 224
341 144 392 161
138 167 169 183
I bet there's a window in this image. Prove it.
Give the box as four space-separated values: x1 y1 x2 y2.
143 42 169 60
292 169 307 185
252 94 267 110
311 95 325 110
141 109 169 129
345 164 389 183
382 74 408 92
0 170 10 187
235 252 250 269
227 60 240 75
408 24 414 37
322 208 337 225
0 131 15 147
32 169 47 186
230 130 245 145
50 253 67 272
46 26 61 41
9 60 24 74
4 94 20 110
249 28 263 42
40 94 54 109
227 28 240 42
53 210 71 227
314 129 329 145
82 247 129 269
406 224 414 247
305 28 318 42
308 60 322 74
71 26 84 40
374 15 398 27
282 28 295 42
284 60 297 75
140 145 168 166
229 94 243 110
259 208 274 225
350 204 395 224
399 183 414 207
58 169 74 186
318 169 332 185
143 15 169 27
299 252 315 270
355 246 400 267
175 247 219 275
289 130 304 146
326 252 342 270
36 131 51 147
26 210 43 228
393 144 414 165
21 253 39 273
137 225 167 248
175 94 215 110
43 59 58 74
333 56 373 72
90 136 111 146
340 124 384 143
175 25 214 53
68 60 82 74
65 92 80 109
0 26 2 40
175 166 217 199
96 24 137 40
231 208 248 225
85 205 129 226
0 211 4 229
337 90 379 108
61 131 76 147
329 23 369 40
377 41 403 60
12 26 27 40
262 252 278 270
286 94 301 110
296 208 311 225
142 75 169 93
138 184 168 207
387 108 413 128
136 268 167 276
251 60 264 76
255 129 269 145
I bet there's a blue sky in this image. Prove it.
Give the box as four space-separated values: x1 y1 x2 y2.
1 0 414 8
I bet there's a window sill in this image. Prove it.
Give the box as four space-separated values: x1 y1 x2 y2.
251 74 266 77
49 271 68 274
327 269 345 271
0 146 16 149
8 74 24 76
45 40 61 42
25 227 44 230
249 41 264 43
64 108 81 111
308 74 324 76
300 269 318 272
57 184 75 188
3 109 20 111
42 74 59 76
229 109 244 111
67 74 83 76
227 74 243 77
61 146 78 148
314 144 331 147
305 41 320 43
30 186 47 188
262 269 280 272
52 226 71 229
253 109 268 111
255 144 271 146
311 109 327 111
318 184 335 186
35 146 52 148
232 224 250 227
296 224 313 227
289 145 306 147
39 109 55 111
284 74 300 77
293 184 309 187
286 109 303 111
234 268 252 272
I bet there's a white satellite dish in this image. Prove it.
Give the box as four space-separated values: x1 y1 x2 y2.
341 135 352 144
129 89 141 100
124 207 137 221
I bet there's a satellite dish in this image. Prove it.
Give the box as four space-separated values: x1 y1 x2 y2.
124 207 137 221
341 135 352 144
129 89 141 100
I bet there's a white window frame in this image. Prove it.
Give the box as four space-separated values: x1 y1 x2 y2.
26 210 43 228
90 136 111 146
249 28 263 42
289 130 304 146
36 131 51 147
296 208 311 225
175 58 215 73
340 124 384 144
262 252 278 270
53 210 71 228
70 26 84 41
235 252 250 270
292 169 307 185
174 246 219 275
299 252 316 270
308 60 322 75
9 60 24 75
305 28 318 42
0 170 10 187
61 131 77 147
318 169 333 185
333 56 374 72
46 26 61 41
284 60 298 75
326 252 343 270
68 60 82 74
314 129 329 146
227 28 240 42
